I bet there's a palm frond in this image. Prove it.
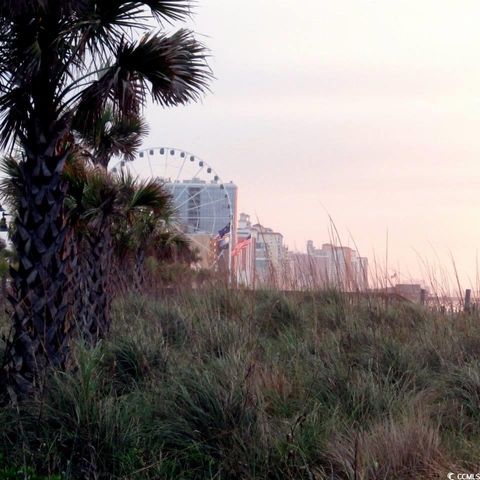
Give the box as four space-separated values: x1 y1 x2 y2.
105 115 148 162
64 151 89 184
0 0 40 16
124 178 172 214
153 228 196 263
143 0 192 23
70 0 191 66
75 0 192 34
74 106 148 167
63 152 90 213
0 155 22 213
81 168 118 216
63 157 120 228
118 29 212 107
0 87 31 149
74 29 211 124
72 1 147 58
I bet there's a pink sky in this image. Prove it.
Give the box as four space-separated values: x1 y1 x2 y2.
145 0 480 290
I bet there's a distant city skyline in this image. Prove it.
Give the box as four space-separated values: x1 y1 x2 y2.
143 0 480 290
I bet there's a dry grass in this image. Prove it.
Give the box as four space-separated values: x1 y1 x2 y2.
325 416 448 479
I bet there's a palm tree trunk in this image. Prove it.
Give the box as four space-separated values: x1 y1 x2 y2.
110 256 129 297
72 232 90 341
82 227 113 345
133 249 146 293
3 136 72 399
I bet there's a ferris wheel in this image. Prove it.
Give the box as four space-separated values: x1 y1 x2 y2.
111 147 236 271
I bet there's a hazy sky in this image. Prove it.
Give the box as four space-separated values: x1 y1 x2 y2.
144 0 480 289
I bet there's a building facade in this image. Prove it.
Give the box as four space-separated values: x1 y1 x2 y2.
234 214 369 291
165 178 237 237
235 213 289 288
164 178 237 269
292 241 369 290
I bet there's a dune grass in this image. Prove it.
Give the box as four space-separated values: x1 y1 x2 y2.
0 287 479 478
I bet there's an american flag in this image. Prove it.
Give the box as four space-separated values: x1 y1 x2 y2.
232 234 252 257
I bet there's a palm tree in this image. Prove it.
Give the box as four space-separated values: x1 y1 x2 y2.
64 160 119 345
65 164 172 345
67 104 152 341
153 230 198 264
0 1 211 397
74 107 149 170
111 200 180 293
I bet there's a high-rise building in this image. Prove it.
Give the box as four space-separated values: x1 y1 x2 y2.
299 241 369 290
163 178 237 270
236 213 289 288
289 252 329 290
252 223 285 286
166 178 237 237
233 213 256 287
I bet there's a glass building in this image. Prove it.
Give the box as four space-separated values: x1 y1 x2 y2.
164 178 237 238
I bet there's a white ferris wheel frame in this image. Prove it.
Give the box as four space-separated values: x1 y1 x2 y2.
111 146 235 276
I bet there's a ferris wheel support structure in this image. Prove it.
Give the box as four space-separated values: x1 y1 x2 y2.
111 147 236 281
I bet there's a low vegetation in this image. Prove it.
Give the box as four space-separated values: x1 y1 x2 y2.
0 287 479 479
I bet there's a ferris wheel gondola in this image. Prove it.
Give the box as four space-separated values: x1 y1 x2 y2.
111 147 236 274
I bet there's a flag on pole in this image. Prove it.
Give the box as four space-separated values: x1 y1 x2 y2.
232 235 252 257
218 236 230 250
215 223 231 251
217 223 230 239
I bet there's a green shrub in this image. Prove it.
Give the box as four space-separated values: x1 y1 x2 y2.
255 291 303 335
144 362 263 478
440 361 480 435
1 289 478 477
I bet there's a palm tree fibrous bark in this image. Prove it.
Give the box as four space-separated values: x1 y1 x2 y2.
5 128 73 396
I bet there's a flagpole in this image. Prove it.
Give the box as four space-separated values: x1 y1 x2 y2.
228 213 233 286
